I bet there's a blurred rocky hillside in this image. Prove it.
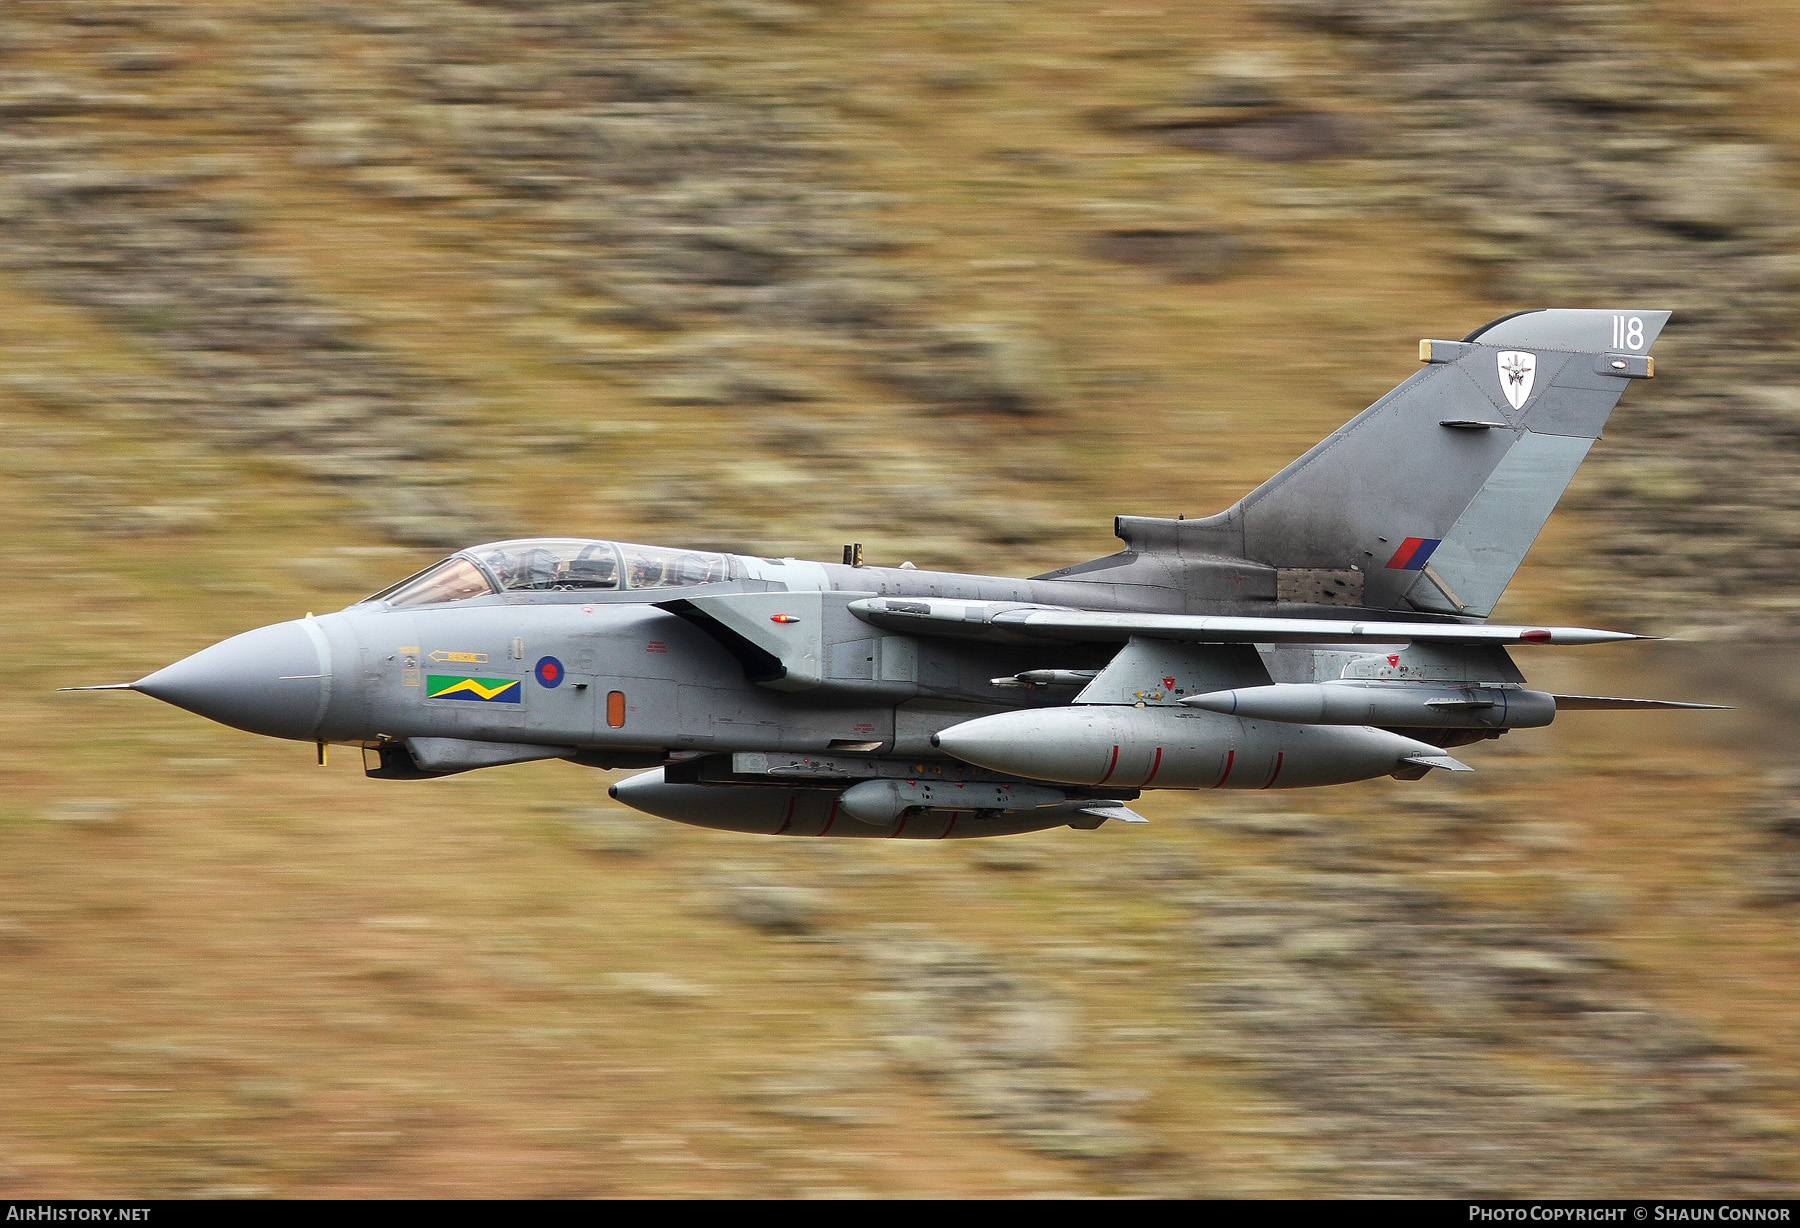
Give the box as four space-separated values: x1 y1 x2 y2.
1260 0 1800 637
3 0 1799 1199
5 0 1798 630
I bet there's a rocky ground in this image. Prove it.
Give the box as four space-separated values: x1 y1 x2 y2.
0 0 1080 555
2 0 1797 1199
8 0 1796 613
1183 809 1786 1197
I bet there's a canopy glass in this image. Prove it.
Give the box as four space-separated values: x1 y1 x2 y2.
366 538 733 607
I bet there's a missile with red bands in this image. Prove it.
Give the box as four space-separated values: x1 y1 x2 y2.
1180 682 1557 729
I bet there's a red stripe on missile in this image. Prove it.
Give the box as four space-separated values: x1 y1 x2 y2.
1214 749 1235 788
1143 746 1163 787
774 794 798 835
1263 752 1284 789
817 797 837 837
1096 744 1120 784
892 812 909 838
940 814 957 839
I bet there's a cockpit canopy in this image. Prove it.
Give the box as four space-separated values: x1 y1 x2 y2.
367 538 733 608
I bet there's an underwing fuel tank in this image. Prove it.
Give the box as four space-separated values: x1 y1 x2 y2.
836 778 1068 825
932 706 1460 789
607 769 1095 839
1181 683 1558 729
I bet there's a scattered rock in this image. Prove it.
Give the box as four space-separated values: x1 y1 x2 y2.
1179 51 1298 111
858 928 1157 1174
877 1030 959 1080
718 884 827 934
1212 810 1328 838
1106 51 1362 161
969 843 1047 872
0 0 1060 552
742 1058 886 1125
717 0 814 30
229 1077 299 1109
39 799 126 824
1633 144 1783 238
1156 110 1363 162
0 918 40 953
565 807 655 857
105 47 184 75
1741 782 1800 906
882 322 1060 416
606 971 714 1002
1184 863 1784 1195
1257 0 1800 641
1083 227 1262 282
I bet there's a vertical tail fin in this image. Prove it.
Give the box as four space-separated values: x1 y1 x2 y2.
1192 308 1668 617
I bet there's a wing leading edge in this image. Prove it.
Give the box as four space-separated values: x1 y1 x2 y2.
1551 695 1731 711
848 598 1645 647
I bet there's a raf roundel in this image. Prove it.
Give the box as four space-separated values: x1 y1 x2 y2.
534 656 565 689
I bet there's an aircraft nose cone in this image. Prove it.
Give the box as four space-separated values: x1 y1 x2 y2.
135 619 328 741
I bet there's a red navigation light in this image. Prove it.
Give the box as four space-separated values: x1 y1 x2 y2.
770 613 800 624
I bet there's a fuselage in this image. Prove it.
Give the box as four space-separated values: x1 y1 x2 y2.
136 538 1283 757
105 309 1697 839
121 536 1509 837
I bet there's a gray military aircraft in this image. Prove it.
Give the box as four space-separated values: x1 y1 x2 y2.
74 308 1723 838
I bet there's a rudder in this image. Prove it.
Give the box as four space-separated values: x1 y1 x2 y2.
1192 308 1668 617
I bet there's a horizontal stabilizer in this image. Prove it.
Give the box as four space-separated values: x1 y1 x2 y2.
1552 694 1732 711
1400 752 1473 773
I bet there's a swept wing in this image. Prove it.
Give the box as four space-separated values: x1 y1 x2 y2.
849 598 1644 647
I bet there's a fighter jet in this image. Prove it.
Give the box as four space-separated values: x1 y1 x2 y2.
73 308 1724 838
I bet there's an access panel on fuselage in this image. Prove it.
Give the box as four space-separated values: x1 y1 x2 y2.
674 684 895 751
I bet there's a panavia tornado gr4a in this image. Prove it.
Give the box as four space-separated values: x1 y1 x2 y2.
78 309 1723 838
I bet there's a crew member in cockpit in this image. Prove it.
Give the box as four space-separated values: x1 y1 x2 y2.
630 553 668 588
565 544 618 589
